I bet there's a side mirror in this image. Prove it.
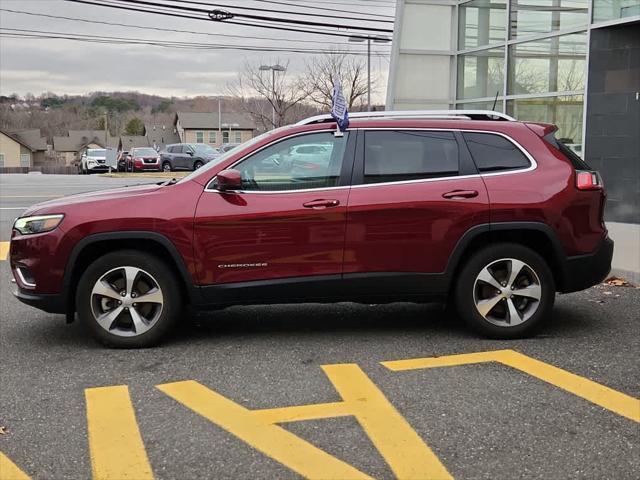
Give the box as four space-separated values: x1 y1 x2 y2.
187 150 194 156
216 169 242 192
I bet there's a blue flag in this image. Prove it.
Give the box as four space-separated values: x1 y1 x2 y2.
331 76 349 132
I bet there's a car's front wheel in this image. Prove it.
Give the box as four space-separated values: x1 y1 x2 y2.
193 160 204 170
454 243 555 338
76 250 182 348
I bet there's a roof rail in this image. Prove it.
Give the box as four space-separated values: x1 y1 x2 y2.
296 110 516 125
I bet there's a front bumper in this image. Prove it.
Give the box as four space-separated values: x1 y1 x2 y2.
12 283 65 313
559 236 614 293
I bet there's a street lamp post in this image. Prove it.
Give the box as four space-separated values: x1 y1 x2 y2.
259 64 286 128
348 36 391 111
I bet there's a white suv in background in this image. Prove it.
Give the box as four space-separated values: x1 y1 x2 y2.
79 148 108 174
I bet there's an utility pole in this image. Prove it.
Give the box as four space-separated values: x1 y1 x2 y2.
259 64 286 128
348 36 391 111
217 96 222 146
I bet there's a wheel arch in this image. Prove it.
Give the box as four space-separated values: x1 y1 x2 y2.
446 222 567 291
62 231 199 319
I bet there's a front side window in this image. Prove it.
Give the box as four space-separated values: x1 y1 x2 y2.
463 132 531 172
231 132 348 191
195 131 204 143
363 131 459 184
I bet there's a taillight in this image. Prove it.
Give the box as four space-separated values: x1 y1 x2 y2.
576 170 603 191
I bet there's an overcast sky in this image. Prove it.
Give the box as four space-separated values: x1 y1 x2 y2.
0 0 394 100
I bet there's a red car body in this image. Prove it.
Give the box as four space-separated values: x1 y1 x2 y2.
10 116 613 329
126 148 161 172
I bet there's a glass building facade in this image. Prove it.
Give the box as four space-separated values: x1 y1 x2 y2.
454 0 639 152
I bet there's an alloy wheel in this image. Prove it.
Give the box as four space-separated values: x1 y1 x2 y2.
473 258 542 327
90 266 164 337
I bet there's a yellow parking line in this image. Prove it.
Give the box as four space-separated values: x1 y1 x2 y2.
382 349 640 423
158 380 372 480
85 386 154 480
0 242 9 261
0 452 31 480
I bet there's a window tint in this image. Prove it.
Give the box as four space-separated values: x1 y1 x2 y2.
364 131 459 184
463 132 531 172
232 132 348 191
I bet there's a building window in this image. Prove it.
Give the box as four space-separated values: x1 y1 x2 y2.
457 47 505 99
458 0 506 50
507 32 587 95
209 131 217 143
510 0 589 39
234 131 242 143
0 153 4 167
593 0 640 23
456 101 504 112
196 131 204 143
222 131 229 143
20 153 30 167
506 95 584 149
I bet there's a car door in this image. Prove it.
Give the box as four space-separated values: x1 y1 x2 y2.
193 130 356 302
343 129 490 295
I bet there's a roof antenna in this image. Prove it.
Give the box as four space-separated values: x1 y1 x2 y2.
491 91 499 112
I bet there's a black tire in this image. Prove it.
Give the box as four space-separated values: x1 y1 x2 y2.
193 160 204 170
454 243 555 339
162 161 172 172
76 250 183 348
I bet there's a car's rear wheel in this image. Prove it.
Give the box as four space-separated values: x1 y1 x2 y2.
76 250 182 348
162 161 172 172
193 160 204 170
454 243 554 338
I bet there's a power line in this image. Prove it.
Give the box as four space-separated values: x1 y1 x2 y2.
0 28 391 56
0 7 392 47
64 0 392 39
251 0 394 19
164 0 393 23
109 0 394 32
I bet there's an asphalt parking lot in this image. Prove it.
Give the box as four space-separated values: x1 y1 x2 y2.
1 174 638 480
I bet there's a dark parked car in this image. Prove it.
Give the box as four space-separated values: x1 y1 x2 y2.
10 110 613 347
127 147 161 172
116 151 130 172
159 143 220 172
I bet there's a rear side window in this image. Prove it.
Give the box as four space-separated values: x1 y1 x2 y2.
543 133 591 170
364 130 459 184
463 132 531 172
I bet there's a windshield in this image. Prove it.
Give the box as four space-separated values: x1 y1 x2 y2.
191 144 218 155
87 149 106 157
178 127 290 184
132 148 158 156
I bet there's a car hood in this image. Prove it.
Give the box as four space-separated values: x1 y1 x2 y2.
23 183 162 216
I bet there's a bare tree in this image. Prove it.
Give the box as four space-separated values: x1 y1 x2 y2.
227 60 309 130
301 53 370 110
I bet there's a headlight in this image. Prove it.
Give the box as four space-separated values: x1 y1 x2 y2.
13 214 64 235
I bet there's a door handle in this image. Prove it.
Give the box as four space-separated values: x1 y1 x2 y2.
442 189 479 199
303 199 340 209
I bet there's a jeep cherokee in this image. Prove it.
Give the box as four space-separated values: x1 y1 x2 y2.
10 110 613 347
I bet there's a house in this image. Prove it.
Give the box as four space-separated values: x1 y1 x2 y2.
174 112 256 147
144 124 180 151
0 128 49 168
118 135 149 152
53 130 118 166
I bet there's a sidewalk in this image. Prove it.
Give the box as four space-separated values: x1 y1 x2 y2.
607 222 640 284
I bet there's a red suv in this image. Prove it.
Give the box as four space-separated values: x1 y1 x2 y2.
10 111 613 347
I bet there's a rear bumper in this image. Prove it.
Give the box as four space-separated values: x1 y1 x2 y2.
559 236 614 293
12 286 65 314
